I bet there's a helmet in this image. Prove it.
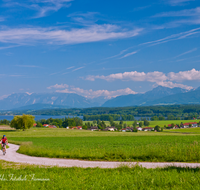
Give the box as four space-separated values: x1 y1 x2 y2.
3 135 5 137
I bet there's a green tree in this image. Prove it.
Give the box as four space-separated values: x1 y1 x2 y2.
139 122 143 127
133 121 137 127
144 119 149 126
10 114 35 131
154 125 161 132
36 122 43 128
119 120 123 125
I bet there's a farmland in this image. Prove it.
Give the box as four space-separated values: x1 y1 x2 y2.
2 123 200 189
1 125 200 162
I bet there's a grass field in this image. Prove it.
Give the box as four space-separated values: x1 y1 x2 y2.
0 160 200 190
1 127 200 162
8 135 200 162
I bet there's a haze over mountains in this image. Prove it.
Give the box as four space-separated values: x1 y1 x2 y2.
0 86 200 110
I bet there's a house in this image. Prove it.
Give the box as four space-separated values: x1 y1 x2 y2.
70 126 82 130
192 122 197 127
66 126 69 129
125 127 133 132
121 128 126 132
77 126 82 130
33 123 37 127
142 127 153 131
107 127 117 131
136 127 142 131
183 123 190 128
174 125 179 129
103 127 117 131
90 126 98 131
43 124 49 127
48 125 57 128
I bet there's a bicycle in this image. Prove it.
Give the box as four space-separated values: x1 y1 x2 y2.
2 144 6 155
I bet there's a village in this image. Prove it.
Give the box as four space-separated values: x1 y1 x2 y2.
39 121 200 132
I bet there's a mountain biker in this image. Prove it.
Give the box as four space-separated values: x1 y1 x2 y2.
1 135 8 152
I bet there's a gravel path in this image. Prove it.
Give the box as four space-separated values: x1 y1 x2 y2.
1 144 200 168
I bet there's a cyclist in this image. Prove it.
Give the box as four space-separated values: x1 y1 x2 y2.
1 135 8 152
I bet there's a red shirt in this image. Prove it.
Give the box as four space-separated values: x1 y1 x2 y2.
1 137 7 144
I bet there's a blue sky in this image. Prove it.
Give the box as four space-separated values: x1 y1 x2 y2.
0 0 200 99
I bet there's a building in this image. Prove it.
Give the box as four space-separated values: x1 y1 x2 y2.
90 126 99 131
43 124 49 127
48 125 57 128
142 127 153 131
136 127 142 131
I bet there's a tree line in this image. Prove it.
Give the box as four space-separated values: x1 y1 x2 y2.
3 104 200 119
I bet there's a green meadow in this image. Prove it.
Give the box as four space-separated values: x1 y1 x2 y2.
1 160 200 190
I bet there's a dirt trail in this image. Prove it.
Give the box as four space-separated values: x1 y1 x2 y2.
1 144 200 168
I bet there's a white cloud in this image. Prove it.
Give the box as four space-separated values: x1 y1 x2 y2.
0 94 10 100
0 25 142 45
47 84 69 89
156 81 193 90
168 68 200 81
85 69 200 90
48 84 137 98
86 71 167 82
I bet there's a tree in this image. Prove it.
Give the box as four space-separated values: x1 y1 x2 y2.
10 114 35 131
36 122 43 128
144 119 149 126
139 122 143 127
133 121 137 127
154 125 161 132
93 120 97 125
62 119 76 128
119 120 123 125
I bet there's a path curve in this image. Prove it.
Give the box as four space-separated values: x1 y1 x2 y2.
1 144 200 168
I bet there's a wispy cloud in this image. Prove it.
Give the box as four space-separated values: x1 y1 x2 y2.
119 51 137 59
16 65 41 68
66 66 75 69
3 0 73 18
72 66 85 72
0 25 142 46
0 17 5 22
0 45 21 50
154 7 200 17
167 0 195 6
67 12 100 26
174 48 197 58
140 27 200 46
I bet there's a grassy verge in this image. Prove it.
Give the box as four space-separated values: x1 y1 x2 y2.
0 160 200 190
9 135 200 162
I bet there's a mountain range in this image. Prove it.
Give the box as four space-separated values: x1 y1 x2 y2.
0 86 200 110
